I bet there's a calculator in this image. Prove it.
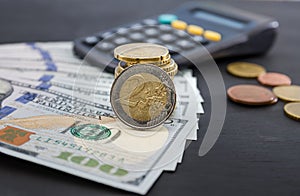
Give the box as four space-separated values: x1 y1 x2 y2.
73 2 278 73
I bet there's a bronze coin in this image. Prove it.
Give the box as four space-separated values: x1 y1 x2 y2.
258 72 292 86
227 84 278 105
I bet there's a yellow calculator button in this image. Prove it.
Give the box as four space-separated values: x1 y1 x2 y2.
187 25 204 36
171 20 187 30
204 30 222 42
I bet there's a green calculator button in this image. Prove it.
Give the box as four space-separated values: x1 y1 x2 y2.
158 14 178 24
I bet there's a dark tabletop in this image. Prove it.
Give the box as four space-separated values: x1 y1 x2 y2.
0 0 300 195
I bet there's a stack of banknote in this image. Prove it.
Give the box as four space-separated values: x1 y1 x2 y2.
0 42 203 194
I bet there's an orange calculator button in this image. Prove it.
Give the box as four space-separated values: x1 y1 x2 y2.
204 30 222 42
171 20 188 30
187 25 204 36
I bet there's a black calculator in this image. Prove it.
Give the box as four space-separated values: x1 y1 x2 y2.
73 2 278 73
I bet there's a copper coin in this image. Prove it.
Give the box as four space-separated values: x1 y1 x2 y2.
227 84 278 105
258 72 292 86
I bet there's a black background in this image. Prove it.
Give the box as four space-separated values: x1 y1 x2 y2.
0 0 300 195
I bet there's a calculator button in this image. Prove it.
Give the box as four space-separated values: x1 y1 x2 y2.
171 20 187 30
177 40 195 49
143 19 158 25
193 36 209 45
113 37 130 45
101 31 114 38
158 14 178 24
204 30 222 42
130 24 143 31
159 25 173 32
165 44 180 53
129 32 145 41
117 27 130 35
96 42 115 51
160 34 176 43
146 38 162 44
83 36 99 46
187 25 204 36
144 28 159 37
174 30 189 38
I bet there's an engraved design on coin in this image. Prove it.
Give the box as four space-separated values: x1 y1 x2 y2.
110 64 176 129
70 124 111 140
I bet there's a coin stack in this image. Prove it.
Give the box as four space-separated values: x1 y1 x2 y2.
113 43 178 79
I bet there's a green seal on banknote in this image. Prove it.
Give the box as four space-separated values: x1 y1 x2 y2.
70 124 111 141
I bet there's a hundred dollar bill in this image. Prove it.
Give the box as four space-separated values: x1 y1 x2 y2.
0 76 198 167
0 87 195 195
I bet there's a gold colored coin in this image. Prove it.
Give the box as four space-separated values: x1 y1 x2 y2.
273 85 300 102
227 62 266 78
160 59 176 72
125 54 171 67
114 43 169 63
110 64 176 129
284 102 300 121
166 63 178 77
114 64 124 78
115 61 177 79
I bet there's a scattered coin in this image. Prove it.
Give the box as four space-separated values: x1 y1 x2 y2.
258 72 292 86
227 62 266 78
110 64 176 129
284 102 300 121
273 85 300 102
227 84 278 105
114 43 169 63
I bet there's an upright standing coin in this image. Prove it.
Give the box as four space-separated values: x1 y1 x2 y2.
110 64 176 129
114 43 169 63
258 72 292 86
0 79 13 107
227 62 266 78
227 84 278 105
284 102 300 121
273 85 300 102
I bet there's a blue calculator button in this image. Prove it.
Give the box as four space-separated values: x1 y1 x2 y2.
158 14 178 24
143 19 158 25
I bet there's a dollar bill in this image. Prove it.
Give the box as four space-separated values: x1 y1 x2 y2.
0 42 204 194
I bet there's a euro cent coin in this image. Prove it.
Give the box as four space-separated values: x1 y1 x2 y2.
227 62 266 78
114 43 169 63
227 84 278 105
273 85 300 102
110 64 176 129
284 102 300 121
258 72 292 86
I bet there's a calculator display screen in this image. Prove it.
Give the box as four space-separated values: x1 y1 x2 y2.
192 9 247 29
